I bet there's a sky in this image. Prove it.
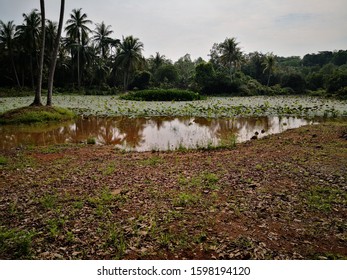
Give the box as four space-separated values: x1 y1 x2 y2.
0 0 346 61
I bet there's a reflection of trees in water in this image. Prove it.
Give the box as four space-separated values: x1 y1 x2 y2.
0 121 75 149
0 116 312 150
149 117 176 130
116 117 147 148
193 117 272 141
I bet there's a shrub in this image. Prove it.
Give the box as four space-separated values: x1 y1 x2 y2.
119 89 202 101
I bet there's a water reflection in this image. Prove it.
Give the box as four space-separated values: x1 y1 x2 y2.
0 116 315 151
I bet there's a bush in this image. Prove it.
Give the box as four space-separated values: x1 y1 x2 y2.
119 89 202 101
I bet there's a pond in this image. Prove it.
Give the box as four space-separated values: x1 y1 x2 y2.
0 116 318 151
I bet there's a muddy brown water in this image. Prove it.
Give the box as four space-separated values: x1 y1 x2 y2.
0 116 316 151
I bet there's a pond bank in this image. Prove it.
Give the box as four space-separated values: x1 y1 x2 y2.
0 121 346 259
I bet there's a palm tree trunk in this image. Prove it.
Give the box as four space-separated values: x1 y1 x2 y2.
32 0 45 106
30 56 35 90
10 49 21 88
267 71 271 87
77 46 81 89
47 0 65 106
123 70 127 91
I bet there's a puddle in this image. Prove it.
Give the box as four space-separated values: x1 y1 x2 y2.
0 116 316 151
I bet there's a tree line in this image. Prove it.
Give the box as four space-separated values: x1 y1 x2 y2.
1 6 347 100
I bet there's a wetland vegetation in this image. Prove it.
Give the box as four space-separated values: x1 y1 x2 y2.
0 4 347 260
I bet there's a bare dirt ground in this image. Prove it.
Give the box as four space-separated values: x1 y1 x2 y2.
0 121 346 259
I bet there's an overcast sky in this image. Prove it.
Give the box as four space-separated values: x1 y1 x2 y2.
1 0 346 61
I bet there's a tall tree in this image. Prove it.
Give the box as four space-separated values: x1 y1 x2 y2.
218 37 242 82
47 0 65 106
32 0 45 106
0 20 21 87
65 8 92 89
93 21 113 59
16 9 41 89
262 52 276 86
116 36 144 90
148 52 166 72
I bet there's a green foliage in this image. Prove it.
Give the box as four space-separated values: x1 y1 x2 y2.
0 106 75 124
173 192 200 207
304 186 346 212
0 226 35 259
119 89 202 101
87 137 96 144
195 62 215 89
129 71 151 90
336 86 347 98
326 72 347 93
0 156 8 165
281 73 306 93
154 64 179 85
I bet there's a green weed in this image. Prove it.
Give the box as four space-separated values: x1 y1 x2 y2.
0 226 35 259
173 192 200 207
39 193 58 209
304 186 346 212
105 224 127 259
47 218 66 239
87 137 96 145
0 156 8 165
139 156 164 166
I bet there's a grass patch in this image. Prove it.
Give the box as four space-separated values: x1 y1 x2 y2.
0 156 8 165
139 156 164 166
304 186 347 212
119 89 202 101
0 226 35 259
0 106 75 125
87 137 96 145
173 192 200 207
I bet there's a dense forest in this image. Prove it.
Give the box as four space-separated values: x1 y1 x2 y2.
1 7 347 98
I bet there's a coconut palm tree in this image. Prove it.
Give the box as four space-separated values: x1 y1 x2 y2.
263 52 276 86
32 0 46 106
65 8 92 89
16 9 41 89
47 0 65 106
0 20 21 87
219 37 242 82
116 36 144 90
93 21 114 59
